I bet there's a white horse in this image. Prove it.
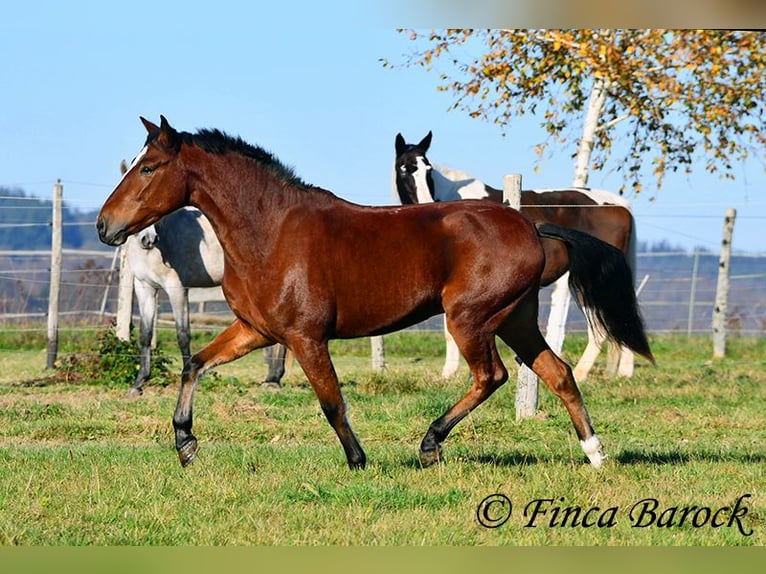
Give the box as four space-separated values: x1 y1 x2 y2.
394 131 637 381
125 207 287 395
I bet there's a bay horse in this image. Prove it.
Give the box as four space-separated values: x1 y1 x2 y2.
124 206 287 395
394 131 637 381
97 116 653 471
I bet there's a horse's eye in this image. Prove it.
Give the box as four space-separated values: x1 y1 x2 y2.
140 166 154 175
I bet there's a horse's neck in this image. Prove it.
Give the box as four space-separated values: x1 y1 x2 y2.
428 170 459 202
185 152 331 263
432 166 489 201
155 209 225 285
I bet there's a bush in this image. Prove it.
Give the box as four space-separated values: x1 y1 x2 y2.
59 322 174 388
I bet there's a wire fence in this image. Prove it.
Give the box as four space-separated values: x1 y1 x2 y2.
1 182 764 343
1 247 764 337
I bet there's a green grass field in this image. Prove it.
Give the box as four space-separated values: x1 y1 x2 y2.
0 327 763 545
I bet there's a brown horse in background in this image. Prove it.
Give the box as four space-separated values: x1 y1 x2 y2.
97 116 653 472
394 131 637 381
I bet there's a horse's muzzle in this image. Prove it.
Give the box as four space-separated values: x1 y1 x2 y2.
96 216 128 246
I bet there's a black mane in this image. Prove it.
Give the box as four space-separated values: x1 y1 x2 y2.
184 128 309 189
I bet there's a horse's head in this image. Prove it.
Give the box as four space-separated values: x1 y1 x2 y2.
137 224 158 250
393 131 435 205
97 115 188 246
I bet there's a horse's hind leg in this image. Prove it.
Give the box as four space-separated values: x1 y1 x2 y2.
173 319 269 467
262 344 286 389
419 323 508 467
572 322 603 382
617 346 635 378
441 316 461 378
498 299 607 468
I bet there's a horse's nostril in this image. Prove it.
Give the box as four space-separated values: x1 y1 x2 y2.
96 217 106 238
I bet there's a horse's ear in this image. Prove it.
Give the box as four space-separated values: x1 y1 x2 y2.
156 115 180 151
395 133 407 156
419 131 432 152
140 116 160 134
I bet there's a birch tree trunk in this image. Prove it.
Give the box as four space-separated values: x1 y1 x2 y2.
544 76 608 355
712 208 737 358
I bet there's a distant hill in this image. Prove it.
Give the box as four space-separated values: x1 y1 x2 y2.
0 187 108 251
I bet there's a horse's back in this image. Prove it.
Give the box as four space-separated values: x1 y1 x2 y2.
520 188 633 253
264 199 545 338
380 200 543 276
371 201 546 309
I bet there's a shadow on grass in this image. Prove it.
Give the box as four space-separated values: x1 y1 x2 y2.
393 450 554 470
390 447 766 471
616 449 766 465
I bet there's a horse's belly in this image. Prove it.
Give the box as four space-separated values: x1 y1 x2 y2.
333 295 442 338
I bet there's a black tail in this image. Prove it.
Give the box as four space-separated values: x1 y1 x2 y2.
536 222 654 364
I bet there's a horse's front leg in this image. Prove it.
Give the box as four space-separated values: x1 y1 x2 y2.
168 284 192 369
131 281 158 396
289 337 366 469
173 319 270 467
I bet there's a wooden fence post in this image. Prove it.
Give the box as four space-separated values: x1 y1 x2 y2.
115 245 133 341
46 180 63 369
371 335 386 372
712 208 736 358
99 248 119 321
503 174 539 419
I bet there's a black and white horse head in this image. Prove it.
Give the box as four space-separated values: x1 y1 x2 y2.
394 132 497 205
394 131 435 205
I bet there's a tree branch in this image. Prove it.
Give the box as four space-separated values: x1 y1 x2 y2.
594 114 630 133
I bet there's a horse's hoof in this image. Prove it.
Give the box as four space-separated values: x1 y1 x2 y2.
126 387 143 398
177 438 199 467
260 381 282 391
419 445 443 468
580 435 607 469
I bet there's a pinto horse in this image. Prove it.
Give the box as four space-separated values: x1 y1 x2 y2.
124 206 288 395
394 131 637 381
97 116 653 471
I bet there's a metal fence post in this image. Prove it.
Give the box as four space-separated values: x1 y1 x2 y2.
687 251 700 335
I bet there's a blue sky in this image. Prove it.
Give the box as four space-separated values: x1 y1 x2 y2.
1 2 763 253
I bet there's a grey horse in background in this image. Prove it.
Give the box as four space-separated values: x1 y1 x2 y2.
124 206 287 395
